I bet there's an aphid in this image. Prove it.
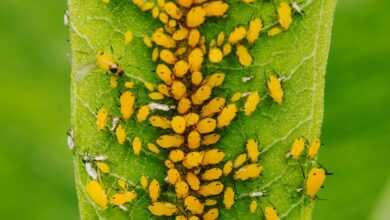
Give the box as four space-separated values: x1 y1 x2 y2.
188 47 204 72
216 32 225 47
124 81 134 88
174 60 189 77
141 1 154 11
203 72 225 88
171 115 186 134
223 160 233 176
149 115 171 129
208 47 223 63
246 139 260 162
184 196 204 215
176 216 187 220
249 200 257 213
177 98 191 114
157 84 170 96
96 162 110 173
152 30 176 48
289 137 305 160
156 134 184 148
166 168 181 185
306 167 326 198
169 149 184 162
264 206 279 220
267 74 284 104
151 6 159 18
202 149 225 166
144 81 154 91
143 34 153 47
228 26 246 44
172 27 189 41
66 128 75 150
205 199 217 206
203 208 219 220
233 153 247 168
217 104 237 128
171 80 187 100
148 202 178 216
201 133 221 146
236 44 253 66
185 112 200 127
188 130 201 149
230 92 241 102
234 164 263 181
223 187 235 209
201 97 226 117
124 31 133 45
244 91 260 116
165 159 175 169
177 0 192 8
140 175 149 189
241 0 255 4
191 85 212 105
201 168 223 181
204 1 229 17
163 2 182 19
186 172 200 190
183 151 204 169
86 180 108 209
96 51 124 75
115 124 127 144
120 91 135 120
278 2 293 30
111 191 137 206
110 76 118 88
308 138 321 159
149 179 160 202
247 18 262 44
196 118 217 134
175 180 189 198
159 12 169 24
188 29 201 47
222 43 232 55
156 64 173 85
160 49 177 64
149 92 164 100
137 105 150 122
268 27 282 37
198 181 224 197
147 143 160 154
132 136 142 156
186 6 206 28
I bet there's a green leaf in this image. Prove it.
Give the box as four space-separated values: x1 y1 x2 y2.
68 0 336 219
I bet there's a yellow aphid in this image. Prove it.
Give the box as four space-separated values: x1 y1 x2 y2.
150 115 171 129
140 175 149 189
188 130 201 149
157 84 170 96
96 107 108 130
96 162 110 173
157 0 165 7
267 74 283 104
216 32 225 46
201 133 221 146
244 91 260 116
183 151 204 169
223 160 233 176
198 181 224 197
144 82 155 91
185 112 200 126
177 0 193 8
186 172 200 190
188 48 204 72
205 199 217 206
202 149 225 166
203 72 225 88
152 47 159 61
236 44 252 66
203 208 219 220
86 180 108 209
156 134 184 148
189 216 200 220
137 105 150 122
159 12 169 24
152 30 176 48
178 98 191 114
306 167 326 198
308 138 321 159
231 92 241 102
149 92 165 100
115 124 127 144
223 43 232 56
141 2 154 11
176 216 187 220
132 136 142 156
118 179 128 190
164 2 182 19
217 104 237 128
191 85 212 105
246 139 260 162
264 206 279 220
143 34 153 47
201 97 226 117
197 118 217 134
289 137 305 160
228 26 246 44
172 27 189 41
149 179 160 202
233 153 247 168
184 196 204 215
110 76 118 88
249 200 257 213
268 27 282 37
175 180 189 198
241 0 255 4
168 19 177 28
208 47 223 63
175 46 187 56
152 6 159 18
171 116 186 134
278 2 292 30
171 80 187 100
186 6 206 28
247 18 262 44
169 149 185 162
160 49 176 64
120 91 135 120
124 31 133 44
124 81 134 88
149 202 178 216
167 168 181 185
165 159 175 169
201 168 223 181
156 64 173 85
203 1 229 17
133 0 144 7
223 187 235 209
111 191 137 205
188 29 201 47
234 164 263 181
96 51 122 75
174 60 189 77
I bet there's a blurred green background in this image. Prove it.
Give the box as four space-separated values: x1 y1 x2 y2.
0 0 389 219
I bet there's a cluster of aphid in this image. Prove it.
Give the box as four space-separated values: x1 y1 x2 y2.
70 0 327 219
